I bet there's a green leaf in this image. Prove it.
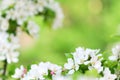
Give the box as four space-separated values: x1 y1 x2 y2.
7 20 18 35
79 64 88 73
65 53 73 58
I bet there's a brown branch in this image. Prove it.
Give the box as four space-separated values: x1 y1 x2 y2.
2 60 7 77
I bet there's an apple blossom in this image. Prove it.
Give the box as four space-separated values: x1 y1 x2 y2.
12 65 27 79
109 44 120 61
64 58 79 74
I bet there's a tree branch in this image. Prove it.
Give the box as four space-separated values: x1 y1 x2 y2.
2 60 7 77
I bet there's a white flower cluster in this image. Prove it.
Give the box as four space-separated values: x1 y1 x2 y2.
12 62 66 80
64 47 103 74
0 16 20 64
0 32 20 64
0 0 64 64
0 0 15 11
12 47 117 80
5 0 42 25
64 47 117 80
0 0 64 29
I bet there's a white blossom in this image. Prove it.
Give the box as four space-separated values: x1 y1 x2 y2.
27 21 40 38
109 44 120 61
0 17 9 31
0 32 20 63
3 0 64 29
72 47 89 65
25 63 48 80
72 47 103 73
0 32 9 60
36 0 47 12
86 48 100 58
0 0 15 10
50 2 64 29
12 65 27 79
88 55 103 73
64 58 79 74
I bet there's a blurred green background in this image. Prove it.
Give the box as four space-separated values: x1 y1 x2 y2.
13 0 120 67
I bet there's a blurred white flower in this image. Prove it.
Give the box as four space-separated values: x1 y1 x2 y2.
109 44 120 61
0 0 64 66
51 3 64 29
0 32 9 60
0 0 15 10
36 0 47 12
6 47 19 64
0 17 9 31
100 68 117 80
6 35 20 63
0 32 20 63
47 1 64 29
5 0 35 25
27 21 40 38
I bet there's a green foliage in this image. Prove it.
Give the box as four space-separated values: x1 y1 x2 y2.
7 20 18 35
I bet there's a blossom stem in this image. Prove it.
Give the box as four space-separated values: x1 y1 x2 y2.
116 60 120 80
2 59 7 76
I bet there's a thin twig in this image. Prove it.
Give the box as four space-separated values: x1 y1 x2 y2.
2 60 7 77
